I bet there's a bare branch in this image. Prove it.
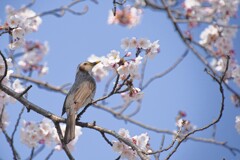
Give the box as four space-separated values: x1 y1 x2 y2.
23 0 36 9
10 74 67 95
100 131 113 146
102 74 116 104
0 51 8 83
17 85 32 98
163 52 230 160
148 127 182 155
0 80 148 159
25 145 45 160
45 149 55 160
11 106 25 140
0 31 9 37
1 128 21 160
31 0 89 18
53 122 75 160
93 103 239 154
142 49 189 90
29 147 35 160
156 0 240 100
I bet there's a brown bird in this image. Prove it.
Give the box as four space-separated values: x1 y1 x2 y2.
62 61 99 144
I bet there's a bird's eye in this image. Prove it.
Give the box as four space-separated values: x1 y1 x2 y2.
83 63 87 65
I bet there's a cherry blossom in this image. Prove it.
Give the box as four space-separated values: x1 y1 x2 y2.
53 123 82 151
20 120 44 148
39 63 49 76
121 87 144 103
134 0 146 8
4 5 42 50
112 128 150 160
18 41 49 74
120 37 160 59
138 38 151 49
121 37 131 50
89 38 159 82
12 79 25 93
7 14 21 28
175 111 196 137
231 94 240 107
108 6 142 28
0 58 17 105
20 118 82 150
132 133 149 150
0 105 9 132
106 50 121 67
183 0 240 24
118 128 131 139
20 118 57 148
91 62 109 81
232 65 240 87
146 40 160 59
235 115 240 134
199 25 220 47
9 27 25 50
0 58 13 75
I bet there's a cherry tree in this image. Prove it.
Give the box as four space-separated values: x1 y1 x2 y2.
0 0 240 160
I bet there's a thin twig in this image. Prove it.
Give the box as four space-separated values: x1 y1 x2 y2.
29 147 35 160
76 74 120 120
0 31 9 37
10 74 67 95
164 52 229 160
25 145 45 160
148 127 182 155
11 106 25 140
102 74 116 104
94 103 239 155
23 0 36 9
31 0 89 18
1 128 21 160
18 85 32 98
100 132 113 146
142 49 189 90
45 149 55 160
0 51 8 83
53 122 75 160
158 0 240 100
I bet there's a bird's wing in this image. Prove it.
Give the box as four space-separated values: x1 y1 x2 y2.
61 94 68 116
73 80 96 111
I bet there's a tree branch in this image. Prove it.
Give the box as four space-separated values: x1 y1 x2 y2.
142 49 188 90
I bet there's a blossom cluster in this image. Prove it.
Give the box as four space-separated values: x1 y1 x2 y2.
112 128 150 160
0 58 26 132
88 37 160 80
108 6 143 28
2 5 42 50
182 0 240 89
182 0 240 105
183 0 239 25
20 118 82 150
175 111 196 137
88 37 159 102
121 87 144 103
18 40 49 75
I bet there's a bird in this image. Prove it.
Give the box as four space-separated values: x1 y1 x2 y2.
62 61 99 144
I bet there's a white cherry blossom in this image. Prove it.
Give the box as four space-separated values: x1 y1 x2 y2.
12 79 25 93
235 115 240 134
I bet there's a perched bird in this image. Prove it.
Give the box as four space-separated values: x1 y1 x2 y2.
62 61 99 144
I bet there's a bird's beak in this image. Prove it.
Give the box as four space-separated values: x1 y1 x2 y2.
91 61 101 66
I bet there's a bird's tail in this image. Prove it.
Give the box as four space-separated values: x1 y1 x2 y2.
64 110 75 144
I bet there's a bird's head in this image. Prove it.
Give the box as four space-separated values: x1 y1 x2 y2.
78 61 100 73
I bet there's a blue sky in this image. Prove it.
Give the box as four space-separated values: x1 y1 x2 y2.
0 0 240 160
